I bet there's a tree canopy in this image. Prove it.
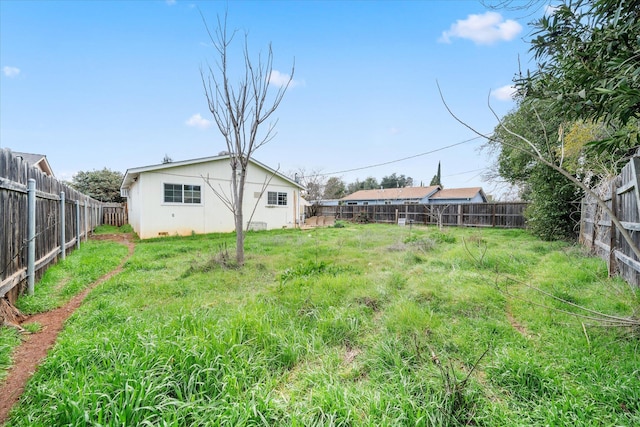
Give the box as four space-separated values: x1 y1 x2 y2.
70 168 124 203
347 177 379 194
323 177 347 199
519 0 640 153
429 162 442 187
380 173 413 189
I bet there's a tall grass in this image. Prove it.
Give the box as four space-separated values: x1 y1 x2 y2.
0 237 130 385
6 224 640 425
16 239 129 314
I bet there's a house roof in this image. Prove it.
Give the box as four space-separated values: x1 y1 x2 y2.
120 155 305 191
340 186 441 201
12 151 54 176
430 187 486 201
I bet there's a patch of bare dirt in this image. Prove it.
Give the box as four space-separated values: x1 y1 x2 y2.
343 346 361 365
0 234 134 425
506 304 531 338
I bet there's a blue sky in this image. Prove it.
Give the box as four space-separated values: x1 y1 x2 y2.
1 0 547 197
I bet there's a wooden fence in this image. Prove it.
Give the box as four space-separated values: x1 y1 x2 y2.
0 149 104 303
314 202 528 228
102 202 127 227
580 156 640 287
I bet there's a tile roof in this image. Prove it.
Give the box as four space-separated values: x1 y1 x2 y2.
430 187 484 199
341 186 441 201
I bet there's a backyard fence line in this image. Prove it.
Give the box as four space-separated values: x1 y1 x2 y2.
312 202 528 229
580 155 640 288
0 148 105 303
102 202 128 227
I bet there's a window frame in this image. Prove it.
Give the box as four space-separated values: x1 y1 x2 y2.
267 191 288 206
163 183 202 205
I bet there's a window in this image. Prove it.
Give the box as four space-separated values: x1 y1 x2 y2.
184 185 201 204
164 183 201 204
267 191 287 206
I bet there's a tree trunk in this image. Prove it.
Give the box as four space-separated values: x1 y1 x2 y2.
235 213 244 266
235 168 246 266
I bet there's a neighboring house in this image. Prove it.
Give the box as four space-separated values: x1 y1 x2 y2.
339 186 441 206
429 187 488 204
335 186 487 206
11 151 55 176
120 155 305 239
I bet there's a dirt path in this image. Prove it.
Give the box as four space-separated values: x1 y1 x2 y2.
0 234 134 425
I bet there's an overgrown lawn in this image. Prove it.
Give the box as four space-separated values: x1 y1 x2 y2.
5 224 640 426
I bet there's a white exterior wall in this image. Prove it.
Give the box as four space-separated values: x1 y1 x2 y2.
127 159 301 239
126 178 142 235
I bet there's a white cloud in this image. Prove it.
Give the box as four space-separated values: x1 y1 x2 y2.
58 170 76 183
185 113 211 129
3 66 21 78
491 85 517 101
439 12 522 45
269 70 302 88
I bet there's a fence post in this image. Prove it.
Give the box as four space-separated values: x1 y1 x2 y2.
60 191 66 260
458 204 463 226
609 180 618 277
492 203 496 228
76 200 81 250
84 201 89 242
27 179 36 295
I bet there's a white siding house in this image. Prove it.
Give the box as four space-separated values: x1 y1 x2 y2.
120 155 305 239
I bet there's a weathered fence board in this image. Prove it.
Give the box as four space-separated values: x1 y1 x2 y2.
580 156 640 287
102 202 127 227
0 149 105 303
315 202 528 229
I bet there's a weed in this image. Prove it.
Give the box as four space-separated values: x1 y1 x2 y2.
21 322 41 334
5 225 640 426
429 229 457 244
387 272 407 290
279 261 355 285
181 243 238 277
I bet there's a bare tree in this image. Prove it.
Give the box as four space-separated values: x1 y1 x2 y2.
427 204 451 230
201 13 294 266
293 168 326 217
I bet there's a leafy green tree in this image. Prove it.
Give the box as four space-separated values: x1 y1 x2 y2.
70 168 124 202
381 173 413 188
429 162 442 187
347 176 379 194
487 99 582 240
519 0 640 153
323 177 346 199
524 165 580 240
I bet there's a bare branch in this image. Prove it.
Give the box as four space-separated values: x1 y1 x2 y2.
245 165 280 231
200 12 294 265
439 81 640 261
